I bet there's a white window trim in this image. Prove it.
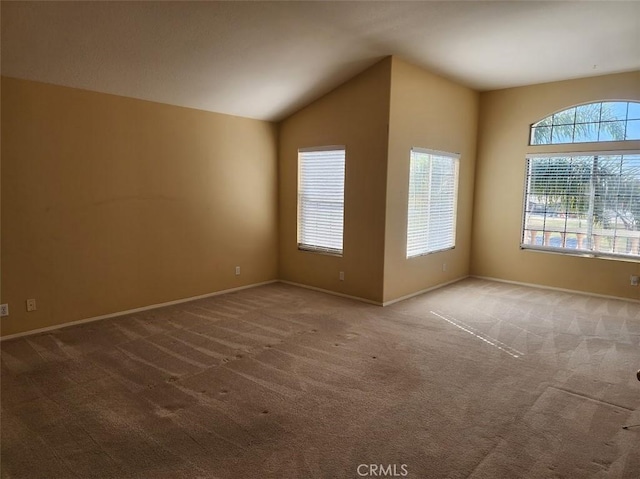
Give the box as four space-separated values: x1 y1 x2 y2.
412 147 461 160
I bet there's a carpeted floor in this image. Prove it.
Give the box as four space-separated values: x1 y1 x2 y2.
1 278 639 478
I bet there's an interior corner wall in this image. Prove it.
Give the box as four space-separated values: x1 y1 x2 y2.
278 58 392 303
383 58 479 303
1 77 279 337
472 71 640 300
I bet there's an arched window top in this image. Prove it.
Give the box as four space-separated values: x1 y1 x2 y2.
530 101 640 145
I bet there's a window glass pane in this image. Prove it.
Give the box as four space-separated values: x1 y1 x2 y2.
531 126 551 144
625 119 640 140
598 121 626 141
572 123 600 142
601 102 628 121
627 102 640 120
575 103 602 123
552 108 576 125
551 125 574 143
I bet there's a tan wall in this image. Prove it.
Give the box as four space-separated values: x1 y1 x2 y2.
5 65 636 339
383 58 479 303
1 77 278 337
472 71 640 300
278 58 392 303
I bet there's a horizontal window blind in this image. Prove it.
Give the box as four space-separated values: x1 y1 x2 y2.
407 148 459 258
522 153 640 259
298 147 346 255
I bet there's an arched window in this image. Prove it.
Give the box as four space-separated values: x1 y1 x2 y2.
530 101 640 145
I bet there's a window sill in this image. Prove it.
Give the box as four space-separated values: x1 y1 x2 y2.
298 246 343 258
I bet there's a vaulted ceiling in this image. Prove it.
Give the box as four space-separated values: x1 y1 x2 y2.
2 1 639 121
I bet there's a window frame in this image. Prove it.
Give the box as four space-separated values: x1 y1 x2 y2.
297 145 346 257
406 147 460 259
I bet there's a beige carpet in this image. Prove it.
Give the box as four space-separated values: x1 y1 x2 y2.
1 278 639 478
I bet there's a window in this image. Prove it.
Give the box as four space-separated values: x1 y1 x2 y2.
406 148 459 258
297 146 346 255
530 101 640 145
522 153 640 260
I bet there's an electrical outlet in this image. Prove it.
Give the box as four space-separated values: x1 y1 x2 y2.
0 304 8 317
26 298 37 312
235 266 240 276
442 263 447 272
631 275 639 286
339 271 344 281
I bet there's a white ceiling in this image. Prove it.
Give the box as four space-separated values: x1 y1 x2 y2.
2 1 639 121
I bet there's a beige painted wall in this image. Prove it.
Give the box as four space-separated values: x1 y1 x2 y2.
278 58 392 303
383 58 479 303
1 77 278 337
472 71 640 300
5 64 634 338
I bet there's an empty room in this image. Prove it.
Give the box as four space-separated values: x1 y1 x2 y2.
1 1 640 478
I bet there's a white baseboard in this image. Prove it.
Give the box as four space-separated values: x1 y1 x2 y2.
279 277 471 307
277 280 383 306
382 276 469 306
0 280 279 342
11 274 617 342
471 275 640 303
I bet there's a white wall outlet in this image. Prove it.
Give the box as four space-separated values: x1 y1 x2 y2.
442 263 447 272
235 266 241 276
339 271 345 281
631 275 639 286
0 304 8 317
26 298 37 312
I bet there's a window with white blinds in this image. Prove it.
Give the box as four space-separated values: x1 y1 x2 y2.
298 147 346 255
522 153 640 259
406 148 460 258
